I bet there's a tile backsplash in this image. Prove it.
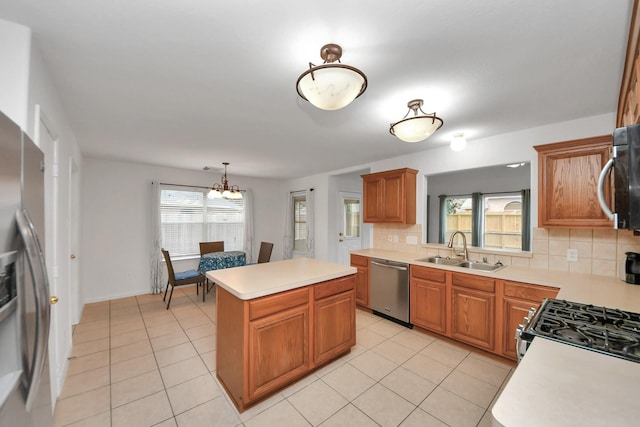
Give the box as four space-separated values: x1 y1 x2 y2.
372 224 640 280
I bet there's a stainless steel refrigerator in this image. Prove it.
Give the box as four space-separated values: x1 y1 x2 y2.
0 111 53 426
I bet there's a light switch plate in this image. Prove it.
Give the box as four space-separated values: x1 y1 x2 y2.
567 248 578 262
406 236 418 245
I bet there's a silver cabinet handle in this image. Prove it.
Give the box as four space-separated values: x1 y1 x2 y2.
597 157 615 221
371 261 407 271
15 209 50 411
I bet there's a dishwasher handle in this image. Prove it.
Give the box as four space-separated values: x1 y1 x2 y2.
371 261 408 271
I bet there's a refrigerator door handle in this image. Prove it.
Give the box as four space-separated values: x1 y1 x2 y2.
597 157 616 221
15 208 50 411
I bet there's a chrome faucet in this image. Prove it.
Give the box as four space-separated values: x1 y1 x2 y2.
447 231 469 261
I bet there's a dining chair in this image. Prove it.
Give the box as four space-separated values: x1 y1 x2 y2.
199 241 224 256
161 249 205 309
257 242 274 263
198 241 224 297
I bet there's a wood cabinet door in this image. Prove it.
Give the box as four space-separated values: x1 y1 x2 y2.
362 168 417 224
411 279 446 334
451 286 495 350
362 176 383 222
502 297 537 360
248 305 310 402
355 265 369 307
314 291 356 365
382 173 403 222
535 136 613 228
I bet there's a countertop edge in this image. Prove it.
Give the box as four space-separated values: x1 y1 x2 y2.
207 258 356 300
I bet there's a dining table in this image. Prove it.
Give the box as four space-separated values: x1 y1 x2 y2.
198 250 247 274
197 250 247 301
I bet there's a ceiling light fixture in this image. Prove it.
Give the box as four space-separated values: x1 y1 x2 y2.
450 133 467 151
389 99 444 143
507 162 526 168
296 43 368 111
209 162 243 200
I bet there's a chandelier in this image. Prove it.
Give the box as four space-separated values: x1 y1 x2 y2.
296 43 368 111
209 162 243 199
389 99 443 143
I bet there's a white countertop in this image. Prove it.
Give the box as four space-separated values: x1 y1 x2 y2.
206 257 356 300
351 248 640 427
352 248 640 312
492 339 640 427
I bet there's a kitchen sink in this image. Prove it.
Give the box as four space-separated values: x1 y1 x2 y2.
457 260 506 272
414 256 462 266
415 256 506 272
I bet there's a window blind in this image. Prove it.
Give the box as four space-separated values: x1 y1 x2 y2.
160 186 245 257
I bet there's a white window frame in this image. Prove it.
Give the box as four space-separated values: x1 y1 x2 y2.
159 184 245 258
292 192 307 254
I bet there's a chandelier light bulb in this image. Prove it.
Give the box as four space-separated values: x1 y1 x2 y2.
209 162 243 200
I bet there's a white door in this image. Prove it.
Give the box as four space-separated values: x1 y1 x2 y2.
337 192 362 265
68 158 81 325
37 107 71 402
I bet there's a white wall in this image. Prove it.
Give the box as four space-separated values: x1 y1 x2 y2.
80 158 286 303
290 113 617 261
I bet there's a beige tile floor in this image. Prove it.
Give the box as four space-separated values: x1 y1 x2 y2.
54 286 515 427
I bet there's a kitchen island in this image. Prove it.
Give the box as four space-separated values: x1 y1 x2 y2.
207 258 357 412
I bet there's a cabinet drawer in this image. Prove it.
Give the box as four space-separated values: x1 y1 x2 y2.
411 265 446 283
314 275 355 300
249 287 309 321
504 281 558 301
350 254 369 268
452 273 495 293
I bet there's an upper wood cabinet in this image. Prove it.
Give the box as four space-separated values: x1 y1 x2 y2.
534 136 613 228
362 168 417 224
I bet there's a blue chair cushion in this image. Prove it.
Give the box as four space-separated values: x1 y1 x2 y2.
175 269 201 280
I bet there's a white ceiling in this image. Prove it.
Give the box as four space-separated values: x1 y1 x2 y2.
0 0 633 179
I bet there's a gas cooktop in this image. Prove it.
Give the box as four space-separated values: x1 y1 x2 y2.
522 298 640 363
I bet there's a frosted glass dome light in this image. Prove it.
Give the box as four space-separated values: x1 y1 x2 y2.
389 99 444 143
296 44 368 111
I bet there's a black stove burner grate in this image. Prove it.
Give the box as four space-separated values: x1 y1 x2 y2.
528 299 640 363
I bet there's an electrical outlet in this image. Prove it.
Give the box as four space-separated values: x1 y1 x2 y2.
393 235 399 243
567 248 578 262
406 236 418 245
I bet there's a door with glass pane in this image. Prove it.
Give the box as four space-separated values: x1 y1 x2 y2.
337 192 362 265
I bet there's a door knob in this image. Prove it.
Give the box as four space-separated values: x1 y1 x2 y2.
50 296 59 305
70 254 76 259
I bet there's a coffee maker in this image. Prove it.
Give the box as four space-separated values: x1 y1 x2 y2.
625 252 640 284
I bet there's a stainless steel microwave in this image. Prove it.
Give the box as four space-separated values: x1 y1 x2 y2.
598 124 640 230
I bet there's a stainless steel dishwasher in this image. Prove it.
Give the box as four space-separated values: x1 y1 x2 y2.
370 258 412 328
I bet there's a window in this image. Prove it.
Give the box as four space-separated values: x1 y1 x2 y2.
482 193 522 250
439 191 529 251
343 198 361 238
160 186 244 257
443 196 472 244
293 193 307 252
